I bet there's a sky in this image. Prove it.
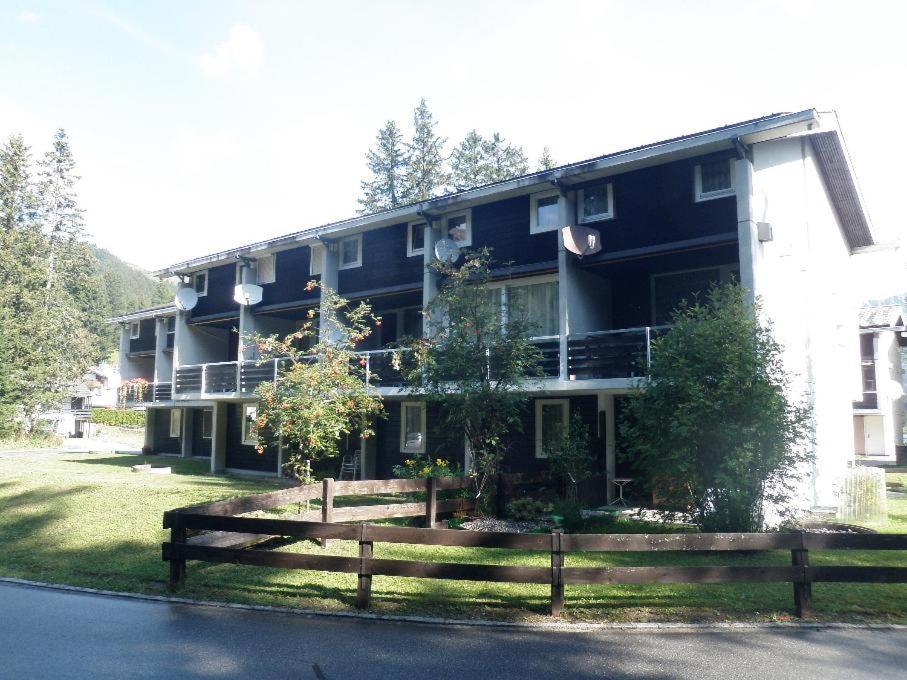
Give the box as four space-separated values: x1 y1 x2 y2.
1 0 905 272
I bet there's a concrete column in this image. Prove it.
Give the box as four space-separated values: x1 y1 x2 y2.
599 393 616 504
171 302 189 385
319 241 340 342
238 261 260 362
180 407 194 458
211 402 227 473
556 191 577 380
144 406 155 452
422 221 441 336
735 156 759 305
118 324 136 380
153 318 168 383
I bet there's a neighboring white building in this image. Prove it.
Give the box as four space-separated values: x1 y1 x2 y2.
44 363 122 438
853 304 906 465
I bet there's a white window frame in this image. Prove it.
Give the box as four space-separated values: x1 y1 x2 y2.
578 182 614 223
484 274 559 339
650 264 738 325
169 408 182 438
693 158 736 202
201 409 213 439
310 244 323 276
241 404 258 446
407 221 426 258
129 321 140 339
443 209 472 248
338 234 363 270
400 401 427 454
256 254 276 285
529 189 561 234
535 399 568 458
193 271 208 297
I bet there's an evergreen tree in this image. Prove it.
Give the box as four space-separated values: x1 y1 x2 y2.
0 134 37 232
402 99 448 201
358 120 408 214
537 146 556 171
449 130 487 191
37 129 85 293
450 130 529 191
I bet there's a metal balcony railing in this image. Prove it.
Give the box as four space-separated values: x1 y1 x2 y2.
566 326 666 380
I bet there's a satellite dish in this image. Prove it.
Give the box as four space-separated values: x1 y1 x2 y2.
234 284 263 306
561 226 602 258
434 238 461 264
174 287 198 311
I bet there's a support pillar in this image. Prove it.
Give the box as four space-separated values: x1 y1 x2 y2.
144 407 155 452
735 155 759 306
211 402 227 474
180 407 194 458
153 318 168 384
319 241 340 342
556 191 577 380
238 260 259 363
422 220 440 335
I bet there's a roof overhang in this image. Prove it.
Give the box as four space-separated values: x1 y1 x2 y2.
154 109 825 277
108 305 178 325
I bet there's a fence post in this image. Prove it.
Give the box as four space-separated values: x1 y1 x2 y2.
550 529 564 617
166 512 187 589
792 532 812 618
425 476 437 528
321 477 334 548
495 473 507 518
356 524 373 610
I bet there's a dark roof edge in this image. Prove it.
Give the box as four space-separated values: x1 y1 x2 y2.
108 304 177 324
153 109 821 277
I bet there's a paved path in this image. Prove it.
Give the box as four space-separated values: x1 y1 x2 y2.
0 582 904 679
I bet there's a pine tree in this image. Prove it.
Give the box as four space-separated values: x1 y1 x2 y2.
0 134 37 233
537 146 556 171
449 130 487 191
358 120 408 214
37 129 85 293
403 99 448 202
483 132 528 183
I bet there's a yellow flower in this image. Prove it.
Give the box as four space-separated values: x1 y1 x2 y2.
421 467 431 476
436 459 445 467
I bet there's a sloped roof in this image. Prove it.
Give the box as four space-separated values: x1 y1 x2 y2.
108 302 177 324
858 304 905 329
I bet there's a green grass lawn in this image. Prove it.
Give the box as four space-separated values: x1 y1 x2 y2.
1 451 905 623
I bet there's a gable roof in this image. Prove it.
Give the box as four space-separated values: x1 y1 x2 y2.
153 108 873 277
858 304 905 329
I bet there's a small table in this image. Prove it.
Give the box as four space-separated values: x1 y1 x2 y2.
610 478 632 507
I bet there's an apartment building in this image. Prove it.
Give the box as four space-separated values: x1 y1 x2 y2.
112 109 876 507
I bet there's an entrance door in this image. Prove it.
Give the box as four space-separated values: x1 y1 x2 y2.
863 415 885 456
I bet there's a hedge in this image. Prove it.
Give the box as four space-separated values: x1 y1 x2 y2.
91 408 145 428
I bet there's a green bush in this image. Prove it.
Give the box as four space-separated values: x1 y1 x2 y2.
0 404 20 439
507 498 548 521
90 408 145 428
551 499 585 533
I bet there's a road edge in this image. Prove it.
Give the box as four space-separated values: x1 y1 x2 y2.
2 576 906 632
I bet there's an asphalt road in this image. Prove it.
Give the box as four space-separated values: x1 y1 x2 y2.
0 582 904 680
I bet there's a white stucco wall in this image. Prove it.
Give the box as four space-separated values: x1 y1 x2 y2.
748 135 862 507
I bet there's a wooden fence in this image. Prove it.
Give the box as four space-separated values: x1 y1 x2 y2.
163 479 907 618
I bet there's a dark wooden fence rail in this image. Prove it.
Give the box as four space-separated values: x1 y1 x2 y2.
163 486 907 618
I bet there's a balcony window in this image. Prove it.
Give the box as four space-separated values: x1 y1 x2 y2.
402 307 423 339
861 363 877 392
535 399 568 458
651 265 738 325
201 409 213 439
486 278 559 338
400 401 426 453
339 235 362 269
407 222 425 257
694 158 735 202
578 181 614 223
129 322 140 339
309 244 323 276
445 211 472 247
194 271 208 297
169 409 182 438
530 191 560 234
256 254 276 285
242 404 258 445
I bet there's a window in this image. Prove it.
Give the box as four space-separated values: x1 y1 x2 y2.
651 265 738 325
578 181 614 223
242 404 258 445
402 307 423 339
339 235 362 269
129 321 140 339
193 271 208 297
407 222 426 257
486 278 559 338
256 254 276 285
530 191 560 234
166 316 175 334
400 401 426 453
694 158 735 202
169 409 182 438
535 399 568 458
310 244 323 276
201 409 213 439
444 210 472 247
861 364 876 392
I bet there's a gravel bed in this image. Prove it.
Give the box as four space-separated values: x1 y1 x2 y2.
460 517 554 533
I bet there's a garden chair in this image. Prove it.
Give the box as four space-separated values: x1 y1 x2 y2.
338 452 361 480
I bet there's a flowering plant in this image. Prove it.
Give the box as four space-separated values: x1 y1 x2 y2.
392 453 457 479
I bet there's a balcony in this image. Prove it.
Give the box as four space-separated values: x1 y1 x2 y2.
566 327 663 381
853 392 879 411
